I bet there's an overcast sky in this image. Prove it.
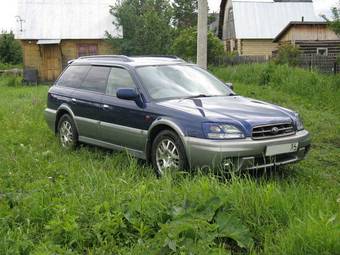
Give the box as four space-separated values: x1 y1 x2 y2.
0 0 338 32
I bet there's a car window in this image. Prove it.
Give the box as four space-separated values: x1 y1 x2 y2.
136 65 231 100
80 66 111 93
106 68 136 97
57 65 90 88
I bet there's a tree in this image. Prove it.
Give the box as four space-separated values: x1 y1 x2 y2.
0 31 22 65
107 0 174 55
172 0 198 29
171 28 224 64
329 3 340 35
218 0 228 40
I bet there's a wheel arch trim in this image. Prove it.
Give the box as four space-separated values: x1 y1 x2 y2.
55 104 79 134
145 118 187 164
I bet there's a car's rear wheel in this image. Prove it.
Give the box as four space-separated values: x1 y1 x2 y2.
57 114 78 150
151 130 188 176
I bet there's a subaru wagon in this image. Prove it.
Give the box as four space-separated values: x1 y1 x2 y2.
45 55 311 175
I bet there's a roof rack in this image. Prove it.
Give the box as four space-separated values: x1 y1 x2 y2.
132 55 185 61
78 55 132 62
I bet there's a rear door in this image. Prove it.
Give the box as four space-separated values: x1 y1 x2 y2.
72 66 111 140
52 65 90 112
99 67 147 151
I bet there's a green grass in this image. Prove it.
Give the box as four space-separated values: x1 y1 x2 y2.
0 64 339 255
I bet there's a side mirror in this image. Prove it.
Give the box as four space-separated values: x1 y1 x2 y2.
225 82 234 90
116 88 139 101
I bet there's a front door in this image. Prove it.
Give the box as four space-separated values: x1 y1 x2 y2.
43 45 62 81
99 67 148 151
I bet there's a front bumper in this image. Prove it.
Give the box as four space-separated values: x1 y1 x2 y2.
183 130 311 170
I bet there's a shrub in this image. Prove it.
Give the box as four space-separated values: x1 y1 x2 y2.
273 44 300 66
171 28 224 64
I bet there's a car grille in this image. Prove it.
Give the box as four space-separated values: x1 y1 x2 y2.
252 123 295 140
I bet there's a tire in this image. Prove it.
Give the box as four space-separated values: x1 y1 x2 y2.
57 114 78 150
151 130 188 176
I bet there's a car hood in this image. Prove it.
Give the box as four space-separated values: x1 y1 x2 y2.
157 96 295 128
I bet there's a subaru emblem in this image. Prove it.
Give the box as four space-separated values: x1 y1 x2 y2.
272 127 279 134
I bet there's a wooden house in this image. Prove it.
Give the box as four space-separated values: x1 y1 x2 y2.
15 0 122 82
273 21 340 55
222 0 321 57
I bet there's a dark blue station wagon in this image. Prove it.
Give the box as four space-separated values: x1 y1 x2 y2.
45 55 311 175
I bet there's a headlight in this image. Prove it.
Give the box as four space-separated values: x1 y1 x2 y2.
295 113 304 131
202 123 245 139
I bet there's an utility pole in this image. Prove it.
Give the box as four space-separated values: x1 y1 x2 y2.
197 0 208 69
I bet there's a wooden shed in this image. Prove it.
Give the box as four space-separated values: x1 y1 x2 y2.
222 0 321 57
15 0 122 82
273 21 340 55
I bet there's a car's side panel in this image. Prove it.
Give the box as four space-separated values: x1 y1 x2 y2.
71 90 103 140
78 136 146 160
47 87 75 111
99 95 152 151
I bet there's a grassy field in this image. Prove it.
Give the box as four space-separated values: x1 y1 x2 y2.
0 64 339 255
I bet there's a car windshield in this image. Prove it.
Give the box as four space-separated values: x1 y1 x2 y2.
136 65 233 100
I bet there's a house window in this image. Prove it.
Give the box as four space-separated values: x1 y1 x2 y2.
317 48 328 56
77 44 98 57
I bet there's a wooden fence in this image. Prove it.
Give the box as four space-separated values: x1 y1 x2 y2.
212 55 269 66
298 54 340 74
0 68 23 76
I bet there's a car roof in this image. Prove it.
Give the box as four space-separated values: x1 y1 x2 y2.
69 55 188 68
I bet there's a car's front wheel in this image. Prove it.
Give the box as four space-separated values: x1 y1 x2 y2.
57 114 78 150
151 130 188 176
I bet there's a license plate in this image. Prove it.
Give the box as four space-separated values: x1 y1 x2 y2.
266 143 299 156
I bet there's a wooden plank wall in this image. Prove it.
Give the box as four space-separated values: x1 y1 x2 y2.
280 25 339 42
295 41 340 55
61 39 113 69
21 40 43 80
240 39 278 57
21 39 115 82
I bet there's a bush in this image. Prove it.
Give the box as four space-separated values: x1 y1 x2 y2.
171 28 224 64
0 31 22 65
273 44 300 66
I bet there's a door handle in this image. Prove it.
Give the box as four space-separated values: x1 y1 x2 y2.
71 98 77 103
102 104 112 110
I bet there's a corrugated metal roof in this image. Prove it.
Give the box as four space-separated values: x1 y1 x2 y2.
231 0 321 39
15 0 122 40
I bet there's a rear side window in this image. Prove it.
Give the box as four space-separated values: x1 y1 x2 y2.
81 66 111 93
57 65 90 88
106 68 136 97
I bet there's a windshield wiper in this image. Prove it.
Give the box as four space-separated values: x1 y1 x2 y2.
181 93 237 100
183 94 213 99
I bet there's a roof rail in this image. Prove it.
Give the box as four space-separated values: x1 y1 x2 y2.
78 55 132 62
132 55 185 61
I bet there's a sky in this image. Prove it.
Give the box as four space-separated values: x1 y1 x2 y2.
0 0 338 32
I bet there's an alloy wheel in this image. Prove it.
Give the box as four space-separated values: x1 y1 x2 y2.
155 139 180 174
59 120 74 148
